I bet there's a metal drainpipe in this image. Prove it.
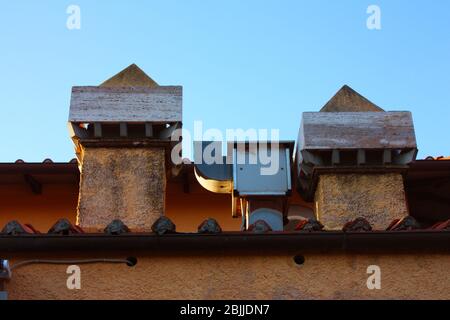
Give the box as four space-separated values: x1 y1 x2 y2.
0 260 11 300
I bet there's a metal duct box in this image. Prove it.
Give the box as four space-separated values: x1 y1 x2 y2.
232 141 293 197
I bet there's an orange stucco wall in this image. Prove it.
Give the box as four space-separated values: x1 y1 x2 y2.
0 175 311 233
166 178 241 232
4 251 449 300
0 177 236 232
0 184 79 232
0 179 242 232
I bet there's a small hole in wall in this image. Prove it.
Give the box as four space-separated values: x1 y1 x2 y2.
293 255 305 266
126 257 138 267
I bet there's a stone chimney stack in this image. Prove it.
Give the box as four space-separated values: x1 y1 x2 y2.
68 64 182 230
296 86 417 230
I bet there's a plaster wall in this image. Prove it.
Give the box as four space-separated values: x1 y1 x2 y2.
77 147 166 230
4 252 449 300
315 173 409 230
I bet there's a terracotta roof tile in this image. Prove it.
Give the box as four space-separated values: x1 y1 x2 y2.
24 223 40 234
2 217 450 237
1 221 36 235
104 219 130 235
424 156 450 160
342 217 372 232
294 219 324 232
198 218 222 234
430 219 450 230
386 216 421 231
11 159 78 164
248 220 272 233
48 219 83 235
151 216 176 235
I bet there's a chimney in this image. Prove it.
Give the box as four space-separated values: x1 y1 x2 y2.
296 86 417 230
68 64 182 230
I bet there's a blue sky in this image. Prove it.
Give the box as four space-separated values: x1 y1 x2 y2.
0 0 449 162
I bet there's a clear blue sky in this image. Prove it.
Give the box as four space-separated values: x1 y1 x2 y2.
0 0 449 162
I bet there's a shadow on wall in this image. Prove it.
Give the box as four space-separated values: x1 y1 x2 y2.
0 166 314 233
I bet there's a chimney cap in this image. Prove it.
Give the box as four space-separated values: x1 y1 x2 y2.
100 63 159 88
320 85 384 112
68 64 182 124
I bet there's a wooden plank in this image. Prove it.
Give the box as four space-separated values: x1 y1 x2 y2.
299 112 416 150
94 123 102 138
383 149 392 164
357 149 366 165
145 123 153 137
119 123 128 137
332 150 340 165
69 86 182 122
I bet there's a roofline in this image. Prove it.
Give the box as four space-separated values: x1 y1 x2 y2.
407 159 450 172
0 162 78 175
0 231 448 253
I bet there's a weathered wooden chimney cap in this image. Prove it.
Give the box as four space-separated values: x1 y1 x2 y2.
68 64 182 123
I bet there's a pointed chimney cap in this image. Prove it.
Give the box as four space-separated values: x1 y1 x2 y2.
320 85 384 112
100 63 159 88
